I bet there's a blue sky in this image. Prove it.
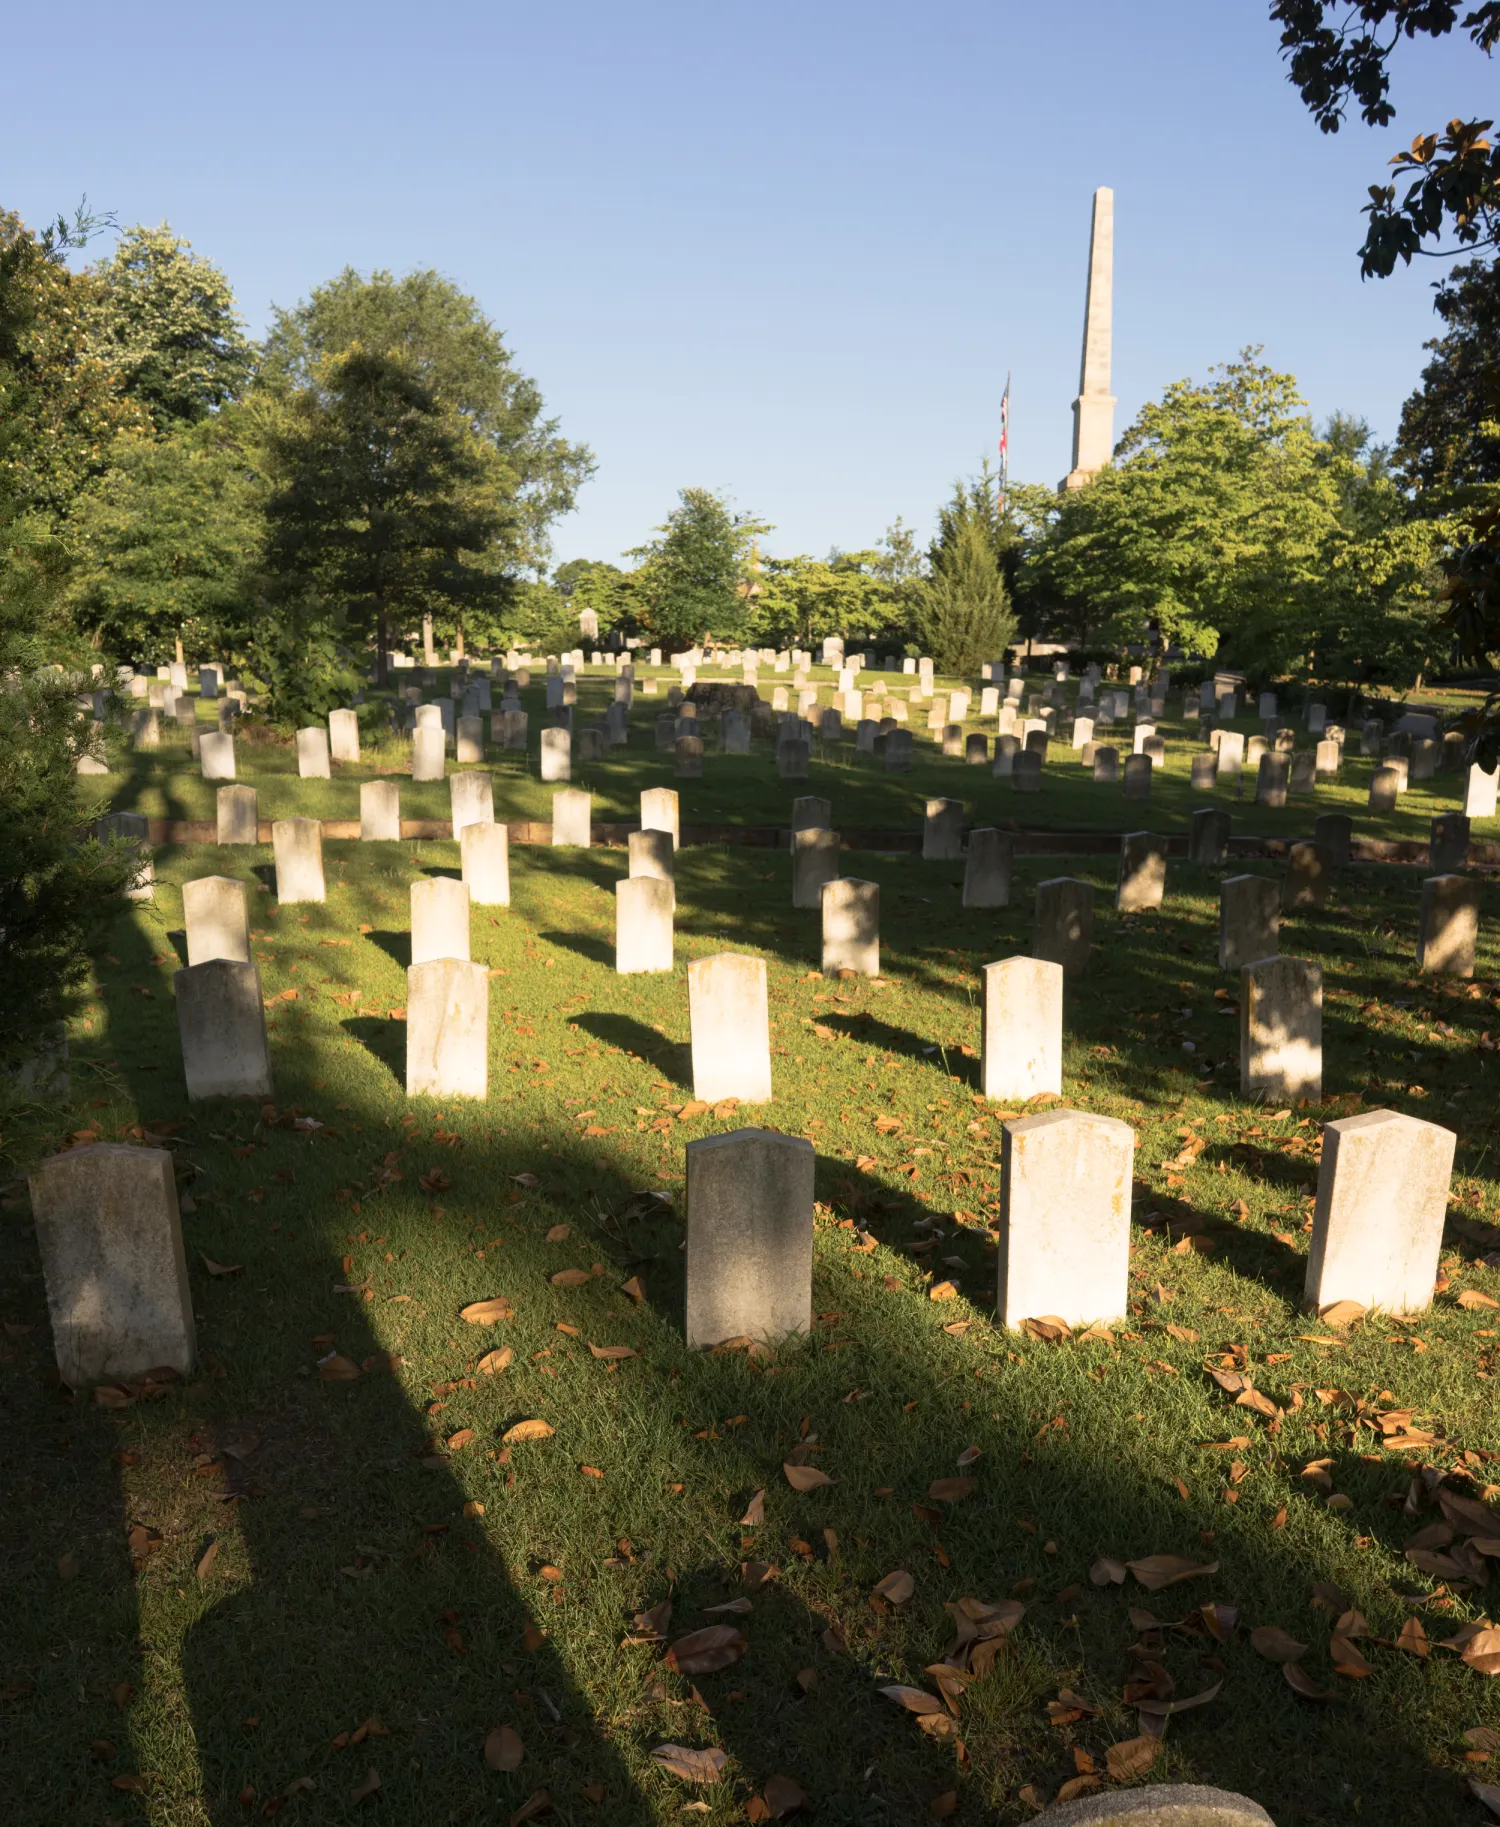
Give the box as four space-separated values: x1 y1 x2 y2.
3 1 1490 567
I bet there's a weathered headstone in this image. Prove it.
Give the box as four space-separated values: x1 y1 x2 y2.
1288 750 1316 794
27 1144 196 1386
641 786 680 849
272 818 325 904
1031 1784 1274 1826
963 827 1012 908
412 725 445 780
199 730 235 781
688 954 772 1104
684 1129 814 1348
1189 750 1217 790
406 958 488 1098
131 708 160 750
964 732 989 765
674 734 704 777
1092 745 1119 783
360 779 400 840
1466 762 1498 819
411 876 471 964
1189 806 1230 865
1013 750 1043 792
1240 957 1321 1100
329 707 360 763
1034 878 1094 976
552 787 591 847
922 798 963 861
1417 873 1480 976
1430 811 1470 873
183 875 250 965
1122 754 1152 800
997 1109 1134 1329
1117 831 1167 913
540 727 571 782
455 715 484 763
1304 1109 1456 1317
1216 730 1244 780
981 957 1062 1101
1314 737 1340 779
449 770 493 834
1219 875 1280 972
1368 765 1399 812
629 828 675 909
1313 813 1351 869
616 875 674 973
296 726 331 779
778 738 810 779
216 784 258 845
821 877 879 975
1256 752 1289 808
793 827 840 909
1282 841 1332 912
460 819 509 906
176 959 273 1099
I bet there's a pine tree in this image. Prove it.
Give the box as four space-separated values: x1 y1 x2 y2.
913 515 1016 674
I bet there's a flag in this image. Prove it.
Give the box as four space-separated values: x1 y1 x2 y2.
997 373 1011 518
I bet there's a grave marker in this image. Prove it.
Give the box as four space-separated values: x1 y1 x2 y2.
411 877 471 964
183 876 249 965
552 788 591 846
296 726 331 779
272 818 325 904
821 877 879 975
962 827 1012 908
216 785 258 845
1117 832 1166 913
461 820 510 906
997 1110 1134 1329
406 959 489 1098
361 779 400 841
922 798 963 861
449 770 493 834
1417 874 1480 976
688 954 772 1104
616 876 674 973
1219 875 1279 972
176 959 273 1099
981 957 1062 1101
1034 878 1094 976
1240 957 1321 1099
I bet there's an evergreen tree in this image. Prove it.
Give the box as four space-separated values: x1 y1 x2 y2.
913 514 1015 674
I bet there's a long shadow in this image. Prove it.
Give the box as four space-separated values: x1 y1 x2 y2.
820 1009 975 1079
341 1017 405 1087
572 1012 690 1084
365 930 412 971
540 929 614 968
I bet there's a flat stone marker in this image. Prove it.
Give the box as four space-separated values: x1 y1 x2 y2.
540 726 571 782
1305 1109 1456 1317
684 1128 814 1348
411 876 471 965
793 827 840 909
641 786 679 849
552 788 591 847
412 725 445 780
616 875 674 973
406 958 488 1099
1122 754 1151 799
216 785 258 845
461 820 510 906
688 953 772 1104
1034 877 1094 976
199 730 235 781
1032 1784 1275 1826
1369 764 1398 812
183 875 250 965
27 1144 196 1387
1313 812 1351 868
1189 806 1230 865
1418 873 1480 975
922 797 963 860
963 827 1012 908
1256 752 1289 808
981 956 1062 1101
296 726 331 779
329 707 360 762
1117 831 1166 913
273 818 325 904
997 1109 1134 1330
449 770 493 834
176 959 274 1099
1219 875 1279 971
361 779 400 840
1240 956 1321 1100
1431 811 1470 873
1465 762 1498 819
821 877 879 975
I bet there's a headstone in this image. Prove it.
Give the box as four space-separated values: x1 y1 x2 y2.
412 725 445 780
1368 765 1399 812
1287 750 1316 795
1216 730 1244 780
1031 1784 1274 1825
183 876 249 965
1466 763 1499 819
1011 750 1041 793
688 954 772 1104
1361 720 1384 758
406 959 488 1098
640 786 680 850
1219 875 1279 972
981 957 1062 1101
922 798 963 861
1034 878 1094 976
446 771 491 835
1410 735 1438 781
200 730 235 781
997 1110 1134 1329
456 715 484 763
455 818 507 906
821 877 879 975
884 729 912 772
992 733 1020 777
216 785 258 845
495 708 527 750
1304 1110 1456 1318
552 787 591 847
1092 745 1119 783
616 875 674 973
296 726 331 779
1418 874 1480 976
793 827 840 909
1258 692 1277 720
411 877 471 964
629 828 675 910
1430 811 1470 872
778 739 810 779
176 959 273 1099
540 727 571 782
27 1145 196 1386
329 707 360 762
684 1129 814 1348
1117 831 1167 912
675 734 704 777
1256 752 1289 808
1306 703 1327 734
1072 715 1095 750
941 722 964 758
1240 957 1321 1100
1189 807 1230 865
1313 813 1351 868
1314 737 1340 779
272 818 325 904
132 709 160 749
361 779 400 840
199 666 220 699
963 828 1012 908
1282 841 1332 912
1122 754 1152 799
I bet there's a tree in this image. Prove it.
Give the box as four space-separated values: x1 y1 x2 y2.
259 268 593 578
912 515 1016 674
627 489 768 649
553 558 639 638
750 551 904 648
81 223 254 432
1396 257 1500 497
1272 1 1500 276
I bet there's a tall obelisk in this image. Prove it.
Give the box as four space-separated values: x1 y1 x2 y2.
1062 187 1115 491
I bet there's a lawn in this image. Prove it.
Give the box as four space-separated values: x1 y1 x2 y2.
4 697 1500 1826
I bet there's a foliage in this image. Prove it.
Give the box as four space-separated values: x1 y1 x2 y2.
627 489 768 648
67 408 263 662
80 223 254 433
1397 256 1500 498
912 515 1016 674
258 267 594 576
1272 0 1500 275
554 558 639 638
749 550 905 649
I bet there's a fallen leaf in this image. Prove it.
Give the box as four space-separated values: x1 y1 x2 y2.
621 1276 645 1305
1106 1737 1160 1781
1282 1664 1334 1701
1057 1776 1102 1804
511 1172 540 1189
1460 1289 1500 1311
739 1490 766 1526
57 1551 80 1579
545 1224 571 1243
649 1744 727 1784
1127 1555 1219 1592
509 1789 552 1824
1460 1626 1500 1675
200 1255 242 1277
587 1343 637 1360
879 1684 944 1715
666 1626 747 1675
928 1478 974 1502
1331 1634 1374 1678
1470 1779 1500 1821
478 1348 514 1375
761 1773 808 1817
783 1463 834 1492
1397 1617 1430 1659
1136 1680 1223 1718
1089 1557 1127 1587
1318 1300 1366 1330
928 1281 958 1302
318 1355 361 1382
460 1298 514 1325
196 1541 219 1581
551 1268 592 1288
929 1794 959 1819
446 1428 474 1451
484 1724 524 1772
872 1570 915 1606
1249 1626 1307 1663
503 1419 555 1444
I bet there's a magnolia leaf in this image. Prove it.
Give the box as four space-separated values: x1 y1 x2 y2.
460 1298 514 1325
502 1419 555 1444
1127 1554 1219 1592
484 1725 524 1772
650 1744 727 1784
878 1685 944 1715
666 1626 747 1675
872 1569 915 1606
1249 1626 1308 1663
783 1463 834 1492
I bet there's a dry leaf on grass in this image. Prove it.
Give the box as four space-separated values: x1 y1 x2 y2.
511 1173 539 1189
1106 1737 1160 1781
1459 1289 1500 1311
1137 1680 1223 1719
929 1794 959 1819
1249 1626 1308 1663
318 1355 361 1382
783 1463 834 1492
739 1490 765 1526
928 1281 958 1302
350 1766 381 1804
1089 1556 1127 1587
1460 1626 1500 1675
509 1789 551 1824
460 1298 514 1325
1397 1617 1430 1659
1057 1776 1102 1804
650 1745 727 1784
1282 1663 1335 1701
550 1268 592 1288
446 1429 474 1451
1317 1299 1366 1329
1331 1634 1374 1678
502 1419 555 1444
872 1570 915 1606
1127 1554 1219 1592
484 1725 524 1772
621 1276 645 1305
666 1627 747 1675
1470 1780 1500 1821
196 1541 219 1581
879 1685 944 1715
200 1255 241 1276
545 1224 571 1243
928 1478 974 1502
759 1774 808 1817
587 1342 637 1360
478 1348 513 1375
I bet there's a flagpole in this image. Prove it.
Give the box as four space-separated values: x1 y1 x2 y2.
998 371 1011 521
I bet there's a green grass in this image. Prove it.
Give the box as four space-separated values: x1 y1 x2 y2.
87 662 1492 845
4 789 1500 1823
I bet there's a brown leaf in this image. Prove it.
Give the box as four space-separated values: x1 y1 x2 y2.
511 1172 540 1189
739 1490 765 1526
484 1724 524 1772
928 1281 958 1302
783 1463 834 1492
587 1342 638 1360
1459 1289 1500 1311
928 1478 974 1503
350 1766 381 1804
1282 1663 1335 1701
460 1298 514 1325
509 1789 552 1824
1249 1626 1307 1663
1106 1736 1160 1782
621 1276 645 1305
1397 1617 1430 1659
1469 1779 1500 1821
872 1570 915 1606
551 1268 592 1288
57 1552 80 1580
545 1224 571 1243
1127 1554 1219 1592
318 1355 361 1382
929 1794 959 1818
761 1773 809 1817
1058 1776 1102 1804
503 1419 555 1444
478 1348 514 1375
200 1255 242 1276
704 1597 753 1615
196 1541 220 1582
1331 1635 1374 1678
1136 1680 1223 1719
666 1626 747 1675
632 1599 672 1640
650 1744 727 1783
1317 1299 1366 1329
1460 1625 1500 1675
446 1428 475 1451
879 1684 944 1715
1089 1556 1127 1587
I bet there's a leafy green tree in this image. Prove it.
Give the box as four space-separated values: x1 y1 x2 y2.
1396 257 1500 499
912 515 1016 674
750 550 904 648
259 267 593 577
1272 1 1500 276
553 558 639 638
81 223 254 432
627 489 768 648
68 409 262 662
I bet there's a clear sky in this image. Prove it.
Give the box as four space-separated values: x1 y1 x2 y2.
3 2 1490 569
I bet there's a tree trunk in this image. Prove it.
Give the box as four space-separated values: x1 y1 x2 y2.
455 619 465 660
422 613 435 667
374 611 389 688
175 634 184 664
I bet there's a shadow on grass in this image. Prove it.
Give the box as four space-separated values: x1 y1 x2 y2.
365 930 412 972
540 929 614 968
572 1012 690 1083
341 1018 406 1089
